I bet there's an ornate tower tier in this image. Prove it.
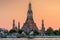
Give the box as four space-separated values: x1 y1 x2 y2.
22 2 38 33
18 22 20 30
12 19 15 29
41 19 45 36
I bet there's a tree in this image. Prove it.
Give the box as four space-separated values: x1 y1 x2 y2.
18 29 22 34
46 27 54 36
58 28 60 35
4 30 8 33
33 30 39 36
25 32 29 35
53 30 58 35
9 29 17 33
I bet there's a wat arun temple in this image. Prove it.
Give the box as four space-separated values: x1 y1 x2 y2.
22 2 38 33
0 2 46 37
12 2 45 36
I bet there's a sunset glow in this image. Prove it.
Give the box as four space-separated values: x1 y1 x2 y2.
0 0 60 30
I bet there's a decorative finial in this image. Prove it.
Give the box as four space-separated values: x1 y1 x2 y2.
28 0 31 10
29 0 31 3
42 16 44 21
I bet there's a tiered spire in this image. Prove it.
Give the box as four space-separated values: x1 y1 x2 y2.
22 2 38 33
41 19 45 36
12 19 20 30
42 19 44 28
18 22 20 30
13 19 15 29
27 2 33 20
29 2 31 10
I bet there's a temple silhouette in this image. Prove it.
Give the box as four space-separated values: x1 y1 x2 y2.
0 1 60 38
21 2 38 33
11 2 45 36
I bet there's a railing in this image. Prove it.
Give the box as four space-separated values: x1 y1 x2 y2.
27 36 60 38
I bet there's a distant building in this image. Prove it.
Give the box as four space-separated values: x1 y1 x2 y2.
22 2 38 33
0 28 8 33
41 19 45 36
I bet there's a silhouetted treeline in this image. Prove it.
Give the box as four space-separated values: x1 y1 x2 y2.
1 27 60 36
45 27 60 36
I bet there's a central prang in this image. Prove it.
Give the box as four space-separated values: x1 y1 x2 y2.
22 2 38 33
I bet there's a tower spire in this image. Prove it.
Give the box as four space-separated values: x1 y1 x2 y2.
29 1 31 10
13 19 15 29
42 19 44 27
22 2 38 33
27 1 33 20
41 18 45 36
18 21 20 30
42 16 44 28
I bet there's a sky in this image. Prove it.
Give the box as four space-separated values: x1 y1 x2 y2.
0 0 60 30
